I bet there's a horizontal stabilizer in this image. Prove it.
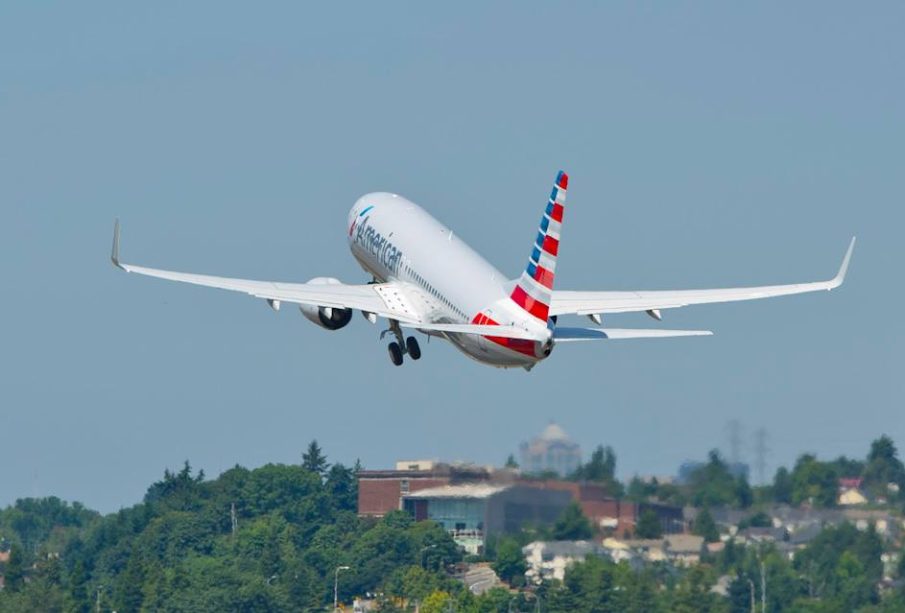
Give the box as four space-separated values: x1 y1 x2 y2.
553 327 713 342
402 322 546 341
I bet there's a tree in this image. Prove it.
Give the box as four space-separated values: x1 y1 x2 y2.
66 560 91 613
573 445 617 482
553 502 593 540
634 509 663 539
504 454 519 469
692 508 719 543
420 590 451 613
626 476 655 501
301 440 329 476
325 463 357 512
862 435 905 499
790 454 838 507
735 477 753 509
773 466 793 504
3 543 25 592
491 537 527 584
687 450 743 507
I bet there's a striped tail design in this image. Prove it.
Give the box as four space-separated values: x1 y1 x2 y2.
510 170 567 322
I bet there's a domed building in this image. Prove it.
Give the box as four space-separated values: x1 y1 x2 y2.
519 423 583 477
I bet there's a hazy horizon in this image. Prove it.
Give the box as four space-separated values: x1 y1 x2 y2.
2 3 902 513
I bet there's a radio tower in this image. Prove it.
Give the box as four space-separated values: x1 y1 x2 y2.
727 419 742 465
754 428 768 485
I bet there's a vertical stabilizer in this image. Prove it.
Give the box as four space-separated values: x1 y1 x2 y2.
510 170 567 322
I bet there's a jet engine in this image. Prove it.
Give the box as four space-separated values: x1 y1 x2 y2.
298 277 353 330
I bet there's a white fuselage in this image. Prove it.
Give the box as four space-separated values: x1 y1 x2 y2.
347 193 551 368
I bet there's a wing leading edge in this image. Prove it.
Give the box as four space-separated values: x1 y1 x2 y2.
110 221 543 341
550 238 855 317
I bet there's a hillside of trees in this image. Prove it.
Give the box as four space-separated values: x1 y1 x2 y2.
1 439 904 612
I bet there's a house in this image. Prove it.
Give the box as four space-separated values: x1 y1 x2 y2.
522 540 611 582
735 526 788 546
838 477 868 506
663 534 706 566
602 534 705 567
839 488 869 506
842 509 898 538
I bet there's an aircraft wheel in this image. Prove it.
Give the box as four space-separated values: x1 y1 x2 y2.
406 336 421 360
388 342 404 366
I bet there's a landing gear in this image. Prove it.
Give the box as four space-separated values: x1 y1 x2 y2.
381 320 424 365
387 342 404 366
406 336 421 360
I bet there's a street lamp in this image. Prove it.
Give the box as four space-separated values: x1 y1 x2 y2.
508 595 519 613
334 565 351 612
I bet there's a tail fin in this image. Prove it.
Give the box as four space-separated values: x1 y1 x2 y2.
510 170 567 322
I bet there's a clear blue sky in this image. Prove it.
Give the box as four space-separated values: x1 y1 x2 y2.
1 3 902 512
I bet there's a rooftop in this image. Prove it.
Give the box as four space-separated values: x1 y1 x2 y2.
403 484 510 499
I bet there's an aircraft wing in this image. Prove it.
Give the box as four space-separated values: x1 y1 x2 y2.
111 222 543 341
549 238 855 317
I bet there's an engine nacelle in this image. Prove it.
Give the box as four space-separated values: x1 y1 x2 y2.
299 277 353 330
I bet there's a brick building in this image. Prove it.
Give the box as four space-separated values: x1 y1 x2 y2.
359 460 683 539
520 479 684 536
357 460 497 517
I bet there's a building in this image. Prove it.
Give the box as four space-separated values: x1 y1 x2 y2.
519 423 582 477
357 461 494 517
522 540 610 582
603 534 705 567
402 484 572 554
839 488 868 506
522 480 684 536
358 459 684 545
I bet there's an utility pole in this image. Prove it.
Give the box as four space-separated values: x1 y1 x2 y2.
231 502 238 537
96 585 104 613
760 557 767 613
747 578 755 613
334 565 350 612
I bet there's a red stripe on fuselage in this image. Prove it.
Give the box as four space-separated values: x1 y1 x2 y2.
511 285 550 321
471 313 536 357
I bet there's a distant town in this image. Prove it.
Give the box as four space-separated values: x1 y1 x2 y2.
1 423 904 612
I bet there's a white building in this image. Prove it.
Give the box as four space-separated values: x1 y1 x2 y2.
519 423 582 477
522 541 610 582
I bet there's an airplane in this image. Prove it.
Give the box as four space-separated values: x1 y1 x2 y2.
111 171 855 370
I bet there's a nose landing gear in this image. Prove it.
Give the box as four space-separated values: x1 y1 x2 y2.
381 320 423 366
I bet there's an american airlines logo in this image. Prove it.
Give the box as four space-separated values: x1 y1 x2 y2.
354 214 404 276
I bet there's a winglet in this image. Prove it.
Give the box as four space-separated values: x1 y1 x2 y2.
111 219 124 270
831 236 856 288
